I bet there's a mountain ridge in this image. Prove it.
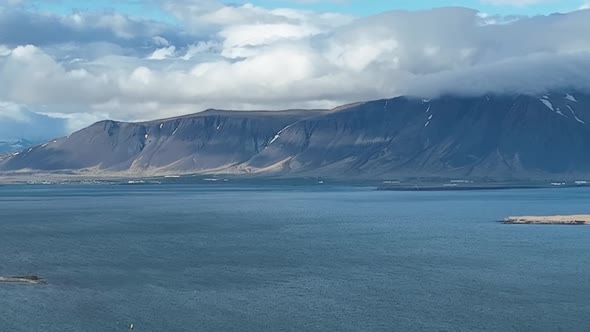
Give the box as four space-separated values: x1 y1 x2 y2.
1 92 589 180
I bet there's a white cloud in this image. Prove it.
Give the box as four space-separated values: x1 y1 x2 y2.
0 2 589 136
37 111 110 133
0 102 27 122
0 102 68 139
148 46 176 60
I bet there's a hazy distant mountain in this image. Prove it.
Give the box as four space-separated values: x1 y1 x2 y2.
0 139 37 153
2 92 590 180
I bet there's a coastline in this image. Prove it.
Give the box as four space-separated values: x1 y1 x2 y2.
1 172 590 192
376 185 548 191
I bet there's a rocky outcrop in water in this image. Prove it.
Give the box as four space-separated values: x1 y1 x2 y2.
0 276 46 284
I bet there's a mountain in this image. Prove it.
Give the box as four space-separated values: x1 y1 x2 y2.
0 110 326 175
0 139 37 154
1 92 590 180
239 92 590 179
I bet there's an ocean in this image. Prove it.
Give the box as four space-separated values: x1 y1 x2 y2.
0 184 589 331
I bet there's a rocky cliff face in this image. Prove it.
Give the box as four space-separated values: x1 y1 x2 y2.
1 92 590 180
240 92 590 179
0 110 325 174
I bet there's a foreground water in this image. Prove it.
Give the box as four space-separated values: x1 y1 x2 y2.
0 184 589 331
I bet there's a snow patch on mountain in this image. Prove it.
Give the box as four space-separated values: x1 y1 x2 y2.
540 98 555 111
565 94 578 103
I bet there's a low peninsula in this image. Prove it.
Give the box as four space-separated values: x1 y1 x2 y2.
503 215 590 225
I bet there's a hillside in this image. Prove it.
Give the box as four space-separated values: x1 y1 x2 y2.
1 92 589 180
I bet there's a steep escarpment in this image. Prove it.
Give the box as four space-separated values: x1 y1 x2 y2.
0 109 325 174
239 93 590 179
2 92 590 180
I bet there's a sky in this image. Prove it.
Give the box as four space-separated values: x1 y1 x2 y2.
22 0 590 16
1 0 590 139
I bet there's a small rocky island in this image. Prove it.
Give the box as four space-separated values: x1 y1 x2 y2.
503 215 590 225
0 276 46 284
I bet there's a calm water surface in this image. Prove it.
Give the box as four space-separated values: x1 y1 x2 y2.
0 185 589 331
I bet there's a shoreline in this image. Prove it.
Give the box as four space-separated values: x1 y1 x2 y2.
0 173 589 191
377 185 550 192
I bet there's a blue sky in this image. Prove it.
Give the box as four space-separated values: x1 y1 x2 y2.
248 0 587 16
24 0 590 19
24 0 173 21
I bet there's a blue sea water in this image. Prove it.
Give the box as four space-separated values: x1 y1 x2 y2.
0 184 589 331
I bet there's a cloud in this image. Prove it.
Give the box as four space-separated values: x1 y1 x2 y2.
0 2 589 137
0 7 189 51
0 102 67 140
148 45 177 59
